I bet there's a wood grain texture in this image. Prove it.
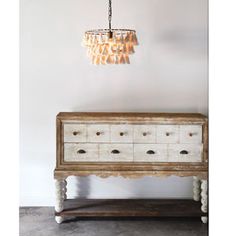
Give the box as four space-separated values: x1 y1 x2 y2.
55 112 208 178
55 199 207 217
133 125 156 143
179 125 202 144
134 144 168 162
64 143 99 162
57 112 207 120
55 113 208 223
99 144 133 162
54 170 207 180
168 144 202 162
200 179 208 224
87 124 110 143
156 125 179 143
55 179 66 213
193 176 201 201
110 124 133 143
64 124 86 142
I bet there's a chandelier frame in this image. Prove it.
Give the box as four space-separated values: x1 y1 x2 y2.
82 0 139 65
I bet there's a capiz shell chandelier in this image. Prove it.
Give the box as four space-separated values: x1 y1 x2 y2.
82 0 139 65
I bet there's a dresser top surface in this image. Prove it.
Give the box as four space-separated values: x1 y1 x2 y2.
57 112 207 121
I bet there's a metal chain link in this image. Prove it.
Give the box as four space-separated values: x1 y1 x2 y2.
108 0 112 31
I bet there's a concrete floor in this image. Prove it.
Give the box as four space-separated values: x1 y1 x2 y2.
20 207 208 236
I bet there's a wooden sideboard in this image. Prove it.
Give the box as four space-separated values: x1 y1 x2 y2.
54 112 208 224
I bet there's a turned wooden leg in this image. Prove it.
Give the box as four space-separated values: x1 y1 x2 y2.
55 216 64 224
193 176 201 201
200 179 208 223
55 178 67 224
63 179 67 200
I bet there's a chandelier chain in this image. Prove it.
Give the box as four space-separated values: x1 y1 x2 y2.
108 0 112 31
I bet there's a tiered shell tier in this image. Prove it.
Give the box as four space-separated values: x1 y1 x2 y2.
82 29 138 65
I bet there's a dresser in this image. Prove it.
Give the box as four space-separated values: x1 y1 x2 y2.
54 112 208 224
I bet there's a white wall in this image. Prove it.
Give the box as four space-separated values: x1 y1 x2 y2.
20 0 208 206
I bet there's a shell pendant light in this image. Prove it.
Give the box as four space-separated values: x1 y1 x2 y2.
82 0 138 65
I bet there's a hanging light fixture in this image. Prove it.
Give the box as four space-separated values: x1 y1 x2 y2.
82 0 139 65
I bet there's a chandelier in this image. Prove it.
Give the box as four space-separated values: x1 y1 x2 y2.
82 0 139 65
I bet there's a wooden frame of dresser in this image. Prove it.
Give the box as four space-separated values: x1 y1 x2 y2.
54 112 208 180
54 112 208 224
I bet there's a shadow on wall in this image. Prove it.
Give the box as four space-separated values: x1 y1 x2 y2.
154 29 207 57
74 177 90 198
72 95 205 114
71 176 194 199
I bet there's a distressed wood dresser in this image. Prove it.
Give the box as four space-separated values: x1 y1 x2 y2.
54 112 208 224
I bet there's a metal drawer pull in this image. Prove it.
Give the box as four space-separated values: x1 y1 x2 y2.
96 132 101 136
73 131 79 136
111 149 120 154
189 132 197 137
146 150 155 154
166 132 170 136
77 149 86 154
180 150 188 155
143 132 148 136
120 132 125 136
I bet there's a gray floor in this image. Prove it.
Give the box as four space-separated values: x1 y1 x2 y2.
20 207 208 236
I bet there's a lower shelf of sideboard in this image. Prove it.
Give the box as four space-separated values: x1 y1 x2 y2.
55 199 207 218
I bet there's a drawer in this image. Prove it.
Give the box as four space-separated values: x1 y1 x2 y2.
179 125 202 144
64 143 99 162
110 125 133 143
64 124 86 142
133 125 156 143
156 125 179 143
134 144 168 162
87 124 110 142
99 144 133 162
168 144 202 162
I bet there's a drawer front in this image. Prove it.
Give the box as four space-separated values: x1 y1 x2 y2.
133 125 156 143
87 124 110 143
179 125 202 144
134 144 168 162
168 144 202 162
64 124 86 142
64 143 99 162
99 144 133 162
110 125 133 143
156 125 179 143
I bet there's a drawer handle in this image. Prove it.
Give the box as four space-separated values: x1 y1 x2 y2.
146 150 155 154
73 131 79 136
111 149 120 154
120 132 124 136
189 132 197 137
77 149 86 154
143 132 148 136
166 132 170 136
180 150 188 155
96 132 101 136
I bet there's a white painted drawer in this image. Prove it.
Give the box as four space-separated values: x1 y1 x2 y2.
134 144 168 162
87 124 110 143
64 124 86 142
168 144 202 162
133 125 156 143
110 125 133 143
156 125 179 143
179 125 202 144
99 144 133 162
64 143 99 162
